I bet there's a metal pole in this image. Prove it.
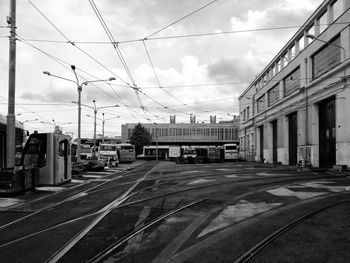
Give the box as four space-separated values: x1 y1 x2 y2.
6 0 16 168
93 100 97 159
155 123 158 162
102 113 105 143
71 65 82 163
77 85 82 162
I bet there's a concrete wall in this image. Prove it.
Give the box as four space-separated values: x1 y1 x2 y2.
238 2 350 167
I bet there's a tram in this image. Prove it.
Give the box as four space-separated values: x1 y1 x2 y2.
0 131 72 195
117 143 136 163
140 145 169 160
140 145 224 163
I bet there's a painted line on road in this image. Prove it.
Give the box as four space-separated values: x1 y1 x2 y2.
113 206 151 260
153 207 221 263
0 198 23 208
187 179 215 185
46 164 158 263
267 187 327 199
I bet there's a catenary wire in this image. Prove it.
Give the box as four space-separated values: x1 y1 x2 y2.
15 21 350 45
144 0 219 39
141 40 194 111
89 0 148 116
28 0 131 87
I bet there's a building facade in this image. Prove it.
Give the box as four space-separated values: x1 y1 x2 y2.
239 0 350 167
121 117 239 146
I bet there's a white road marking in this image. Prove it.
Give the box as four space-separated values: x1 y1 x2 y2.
0 198 22 208
181 171 201 175
198 200 281 237
257 172 289 176
71 179 85 184
267 187 327 199
83 175 105 178
187 179 214 185
35 186 66 192
225 175 238 178
297 182 350 193
64 192 88 202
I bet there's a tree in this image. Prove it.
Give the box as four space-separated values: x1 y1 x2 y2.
130 123 152 155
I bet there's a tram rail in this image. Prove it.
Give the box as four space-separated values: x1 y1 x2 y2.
233 200 350 263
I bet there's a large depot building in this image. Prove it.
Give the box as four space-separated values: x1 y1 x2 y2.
239 0 350 167
121 115 239 146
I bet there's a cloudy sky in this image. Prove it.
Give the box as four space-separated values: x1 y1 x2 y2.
0 0 324 138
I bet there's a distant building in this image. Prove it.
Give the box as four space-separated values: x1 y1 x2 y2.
238 0 350 167
210 115 217 124
190 114 196 124
170 115 176 124
121 116 239 146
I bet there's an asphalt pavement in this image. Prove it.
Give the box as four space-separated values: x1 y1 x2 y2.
1 161 350 263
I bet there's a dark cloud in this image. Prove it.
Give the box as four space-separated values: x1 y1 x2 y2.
207 58 259 83
20 89 75 103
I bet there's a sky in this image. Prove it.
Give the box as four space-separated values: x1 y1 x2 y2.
0 0 324 138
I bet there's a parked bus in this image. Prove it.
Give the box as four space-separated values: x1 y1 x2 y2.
98 144 119 167
79 144 93 160
223 143 239 161
117 143 136 163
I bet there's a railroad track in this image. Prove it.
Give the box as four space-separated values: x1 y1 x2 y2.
0 165 145 230
0 162 344 263
233 200 350 263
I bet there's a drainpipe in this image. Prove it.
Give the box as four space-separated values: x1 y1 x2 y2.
304 57 309 166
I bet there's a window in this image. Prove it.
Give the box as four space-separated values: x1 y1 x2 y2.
312 35 341 79
246 107 250 120
332 0 342 21
257 95 266 113
290 45 296 60
268 84 279 106
284 67 301 96
298 35 305 51
318 11 327 35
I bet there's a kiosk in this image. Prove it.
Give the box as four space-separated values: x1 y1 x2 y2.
21 131 72 185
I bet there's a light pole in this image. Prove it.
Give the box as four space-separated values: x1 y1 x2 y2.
20 118 39 124
101 113 120 143
6 0 17 168
43 67 115 162
154 123 158 162
85 100 119 158
40 120 72 133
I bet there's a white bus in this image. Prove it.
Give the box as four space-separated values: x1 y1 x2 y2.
117 143 136 163
98 144 119 167
223 143 239 161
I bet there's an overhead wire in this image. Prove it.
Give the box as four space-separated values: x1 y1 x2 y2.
28 0 130 87
19 1 157 121
144 0 219 39
15 35 153 124
16 35 126 106
89 0 147 115
141 40 193 114
14 21 350 45
23 0 326 123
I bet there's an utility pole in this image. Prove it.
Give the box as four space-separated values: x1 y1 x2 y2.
6 0 17 168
